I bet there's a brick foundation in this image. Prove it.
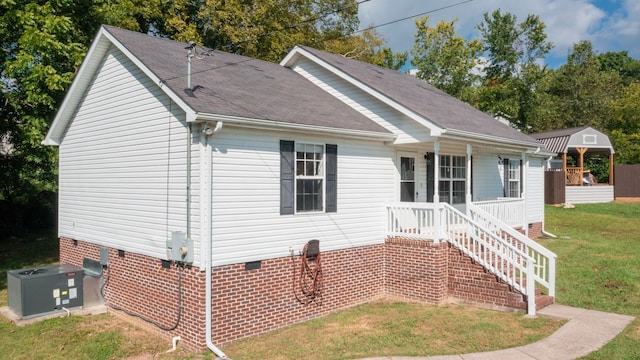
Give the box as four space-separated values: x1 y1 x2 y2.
60 236 533 352
528 222 543 239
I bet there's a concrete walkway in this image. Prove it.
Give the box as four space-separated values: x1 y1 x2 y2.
361 304 635 360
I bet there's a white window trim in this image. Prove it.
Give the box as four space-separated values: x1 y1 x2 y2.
439 154 466 205
295 142 326 213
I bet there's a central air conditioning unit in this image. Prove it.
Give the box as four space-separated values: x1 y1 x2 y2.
7 264 84 318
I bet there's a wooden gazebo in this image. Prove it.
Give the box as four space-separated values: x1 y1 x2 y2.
532 126 615 203
532 126 615 185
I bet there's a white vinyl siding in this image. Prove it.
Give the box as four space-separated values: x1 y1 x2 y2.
471 153 504 201
566 186 614 204
290 58 435 145
58 47 200 263
208 127 394 266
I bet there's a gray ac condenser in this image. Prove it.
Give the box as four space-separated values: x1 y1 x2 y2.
7 264 84 318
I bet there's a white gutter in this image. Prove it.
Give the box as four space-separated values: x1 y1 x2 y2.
441 129 542 150
193 113 396 142
201 121 230 359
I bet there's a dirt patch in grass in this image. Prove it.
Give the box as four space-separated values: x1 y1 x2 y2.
615 197 640 203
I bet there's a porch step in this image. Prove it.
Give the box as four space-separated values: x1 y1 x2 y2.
535 292 555 311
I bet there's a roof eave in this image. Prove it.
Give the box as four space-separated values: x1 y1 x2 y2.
441 129 542 151
195 112 397 141
43 27 111 146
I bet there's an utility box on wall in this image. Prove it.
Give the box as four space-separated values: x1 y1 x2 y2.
7 264 84 318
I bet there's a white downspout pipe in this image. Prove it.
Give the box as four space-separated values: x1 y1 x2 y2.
202 121 230 359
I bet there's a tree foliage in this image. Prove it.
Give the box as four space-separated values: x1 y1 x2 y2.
540 41 622 129
471 10 553 132
410 17 482 99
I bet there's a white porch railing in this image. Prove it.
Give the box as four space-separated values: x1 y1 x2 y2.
468 202 557 298
473 198 525 228
386 202 537 315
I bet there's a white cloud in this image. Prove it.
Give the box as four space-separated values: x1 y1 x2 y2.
357 0 640 68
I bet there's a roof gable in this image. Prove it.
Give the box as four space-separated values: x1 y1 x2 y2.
45 26 392 145
281 45 540 148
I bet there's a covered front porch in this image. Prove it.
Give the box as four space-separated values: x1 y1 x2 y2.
395 137 542 236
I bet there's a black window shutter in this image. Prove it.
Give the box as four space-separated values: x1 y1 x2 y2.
280 140 295 215
426 152 434 202
519 159 524 195
503 158 510 197
326 144 337 213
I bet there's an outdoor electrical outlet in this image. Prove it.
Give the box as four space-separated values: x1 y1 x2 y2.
179 246 188 258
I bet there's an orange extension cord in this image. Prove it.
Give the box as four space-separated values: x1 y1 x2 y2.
292 241 323 305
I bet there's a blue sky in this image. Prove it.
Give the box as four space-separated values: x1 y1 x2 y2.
357 0 640 69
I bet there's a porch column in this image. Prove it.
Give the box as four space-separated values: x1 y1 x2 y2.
466 144 472 205
522 152 528 236
433 141 440 204
433 141 441 242
562 152 567 184
577 147 588 186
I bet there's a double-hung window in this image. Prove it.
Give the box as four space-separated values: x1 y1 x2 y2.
280 140 337 215
504 159 521 198
439 155 466 204
296 143 324 212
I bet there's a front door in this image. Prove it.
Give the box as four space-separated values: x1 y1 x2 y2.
400 155 416 202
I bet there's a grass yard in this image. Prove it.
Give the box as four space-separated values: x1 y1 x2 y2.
2 202 640 359
542 202 640 359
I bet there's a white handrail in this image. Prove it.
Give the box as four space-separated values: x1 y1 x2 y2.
473 198 525 228
468 202 557 298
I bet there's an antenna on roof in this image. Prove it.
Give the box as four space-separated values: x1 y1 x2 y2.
185 41 196 91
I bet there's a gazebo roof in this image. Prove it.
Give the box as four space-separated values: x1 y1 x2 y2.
531 126 615 155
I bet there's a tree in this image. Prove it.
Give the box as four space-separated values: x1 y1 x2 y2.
607 82 640 164
597 51 640 85
475 10 553 132
410 17 482 99
1 0 102 231
322 27 407 70
541 41 621 130
97 0 370 63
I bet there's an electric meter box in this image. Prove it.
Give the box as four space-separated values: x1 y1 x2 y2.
7 264 84 318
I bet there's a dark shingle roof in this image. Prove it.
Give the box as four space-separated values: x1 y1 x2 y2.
103 26 390 135
297 46 540 145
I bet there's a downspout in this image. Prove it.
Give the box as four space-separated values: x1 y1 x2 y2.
201 121 229 359
187 124 192 239
522 152 528 237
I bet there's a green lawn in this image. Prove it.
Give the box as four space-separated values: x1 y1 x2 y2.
1 202 639 359
543 202 640 359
